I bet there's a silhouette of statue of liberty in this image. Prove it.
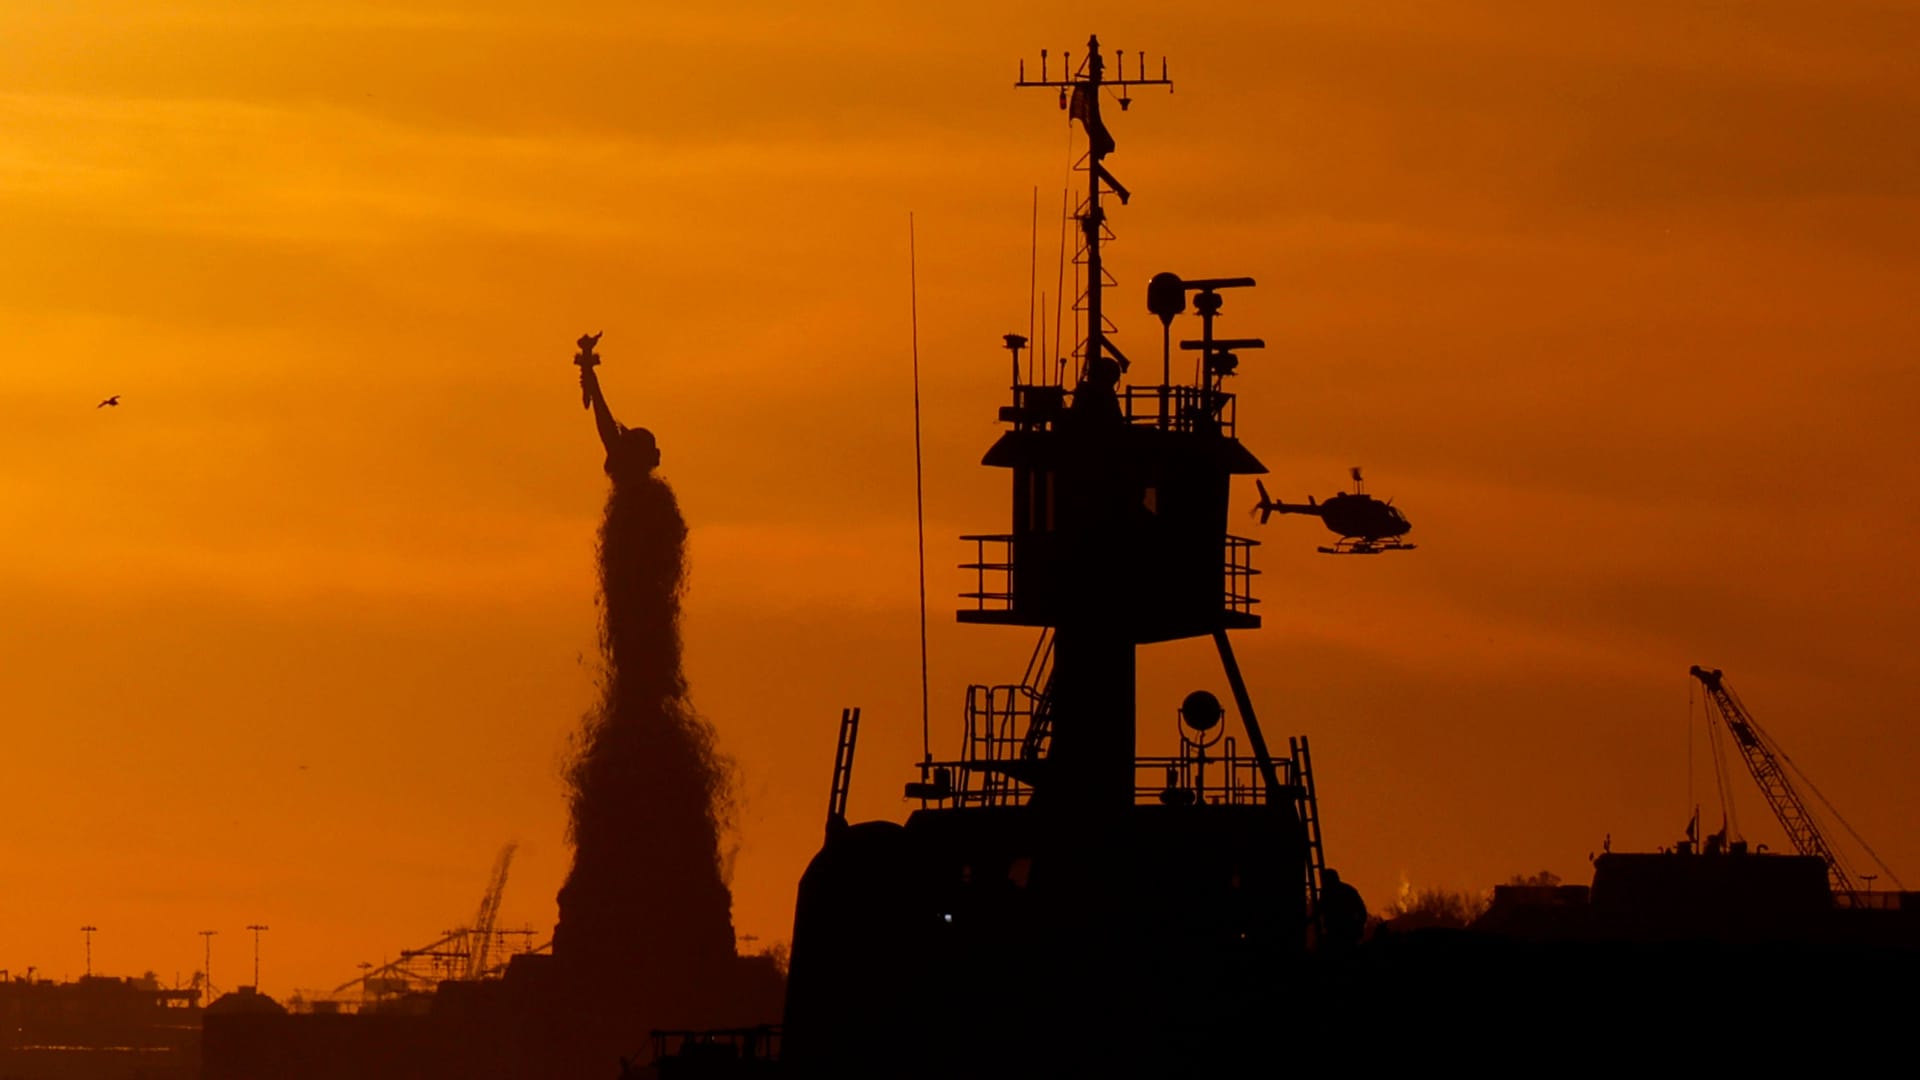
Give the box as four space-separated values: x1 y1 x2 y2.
554 337 765 1041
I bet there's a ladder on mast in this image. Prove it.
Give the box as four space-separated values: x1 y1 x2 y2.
826 707 861 835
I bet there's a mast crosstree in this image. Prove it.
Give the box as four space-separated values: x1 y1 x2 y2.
1017 36 1171 386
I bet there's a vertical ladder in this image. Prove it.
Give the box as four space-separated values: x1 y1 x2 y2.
826 707 861 835
1290 735 1327 933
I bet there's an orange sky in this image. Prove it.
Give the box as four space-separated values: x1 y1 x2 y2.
3 1 1917 996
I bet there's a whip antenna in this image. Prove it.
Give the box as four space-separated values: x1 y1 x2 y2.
1028 186 1039 384
910 213 931 765
1053 186 1069 383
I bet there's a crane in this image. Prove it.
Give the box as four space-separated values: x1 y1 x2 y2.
1689 665 1903 904
321 843 529 1007
465 843 517 980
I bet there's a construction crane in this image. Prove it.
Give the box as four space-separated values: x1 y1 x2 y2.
465 844 516 980
322 843 531 1007
1689 665 1904 904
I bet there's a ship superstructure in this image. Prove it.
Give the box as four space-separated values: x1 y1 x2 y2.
780 36 1330 1075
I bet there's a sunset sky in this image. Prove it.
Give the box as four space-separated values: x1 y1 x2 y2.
3 1 1917 996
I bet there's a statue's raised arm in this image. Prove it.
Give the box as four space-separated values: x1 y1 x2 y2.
574 332 621 455
574 332 660 478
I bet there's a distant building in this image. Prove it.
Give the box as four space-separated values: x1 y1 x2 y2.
0 972 200 1079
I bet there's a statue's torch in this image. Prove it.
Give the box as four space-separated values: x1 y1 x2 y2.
574 331 603 408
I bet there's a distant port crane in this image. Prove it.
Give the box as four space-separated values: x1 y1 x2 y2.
324 843 542 1006
465 844 515 981
1690 665 1903 904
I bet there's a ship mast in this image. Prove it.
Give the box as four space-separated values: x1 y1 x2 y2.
950 38 1281 813
1018 35 1170 383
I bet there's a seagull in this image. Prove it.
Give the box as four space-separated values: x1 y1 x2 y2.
96 395 120 408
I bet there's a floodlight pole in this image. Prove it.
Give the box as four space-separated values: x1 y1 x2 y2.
199 930 219 999
246 924 270 989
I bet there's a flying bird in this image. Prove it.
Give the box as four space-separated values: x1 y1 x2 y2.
96 395 120 408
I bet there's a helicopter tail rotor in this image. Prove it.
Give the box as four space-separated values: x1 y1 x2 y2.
1254 479 1276 525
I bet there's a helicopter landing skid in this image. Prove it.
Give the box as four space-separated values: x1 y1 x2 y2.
1317 538 1417 556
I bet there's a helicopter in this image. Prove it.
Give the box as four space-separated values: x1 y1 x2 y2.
1253 467 1416 555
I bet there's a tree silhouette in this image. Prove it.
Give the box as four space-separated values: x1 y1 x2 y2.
1506 870 1562 888
1377 883 1490 931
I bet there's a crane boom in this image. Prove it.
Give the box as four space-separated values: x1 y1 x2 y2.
1689 666 1857 897
466 843 517 980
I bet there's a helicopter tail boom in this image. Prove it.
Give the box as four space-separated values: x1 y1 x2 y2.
1253 479 1321 523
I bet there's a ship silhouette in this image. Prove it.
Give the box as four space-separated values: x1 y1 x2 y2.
779 33 1325 1077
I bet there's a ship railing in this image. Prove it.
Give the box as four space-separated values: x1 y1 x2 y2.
1139 736 1295 806
958 682 1042 807
1224 535 1261 614
959 534 1015 612
999 383 1069 430
649 1026 781 1068
1120 384 1236 437
963 534 1259 617
917 738 1294 809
